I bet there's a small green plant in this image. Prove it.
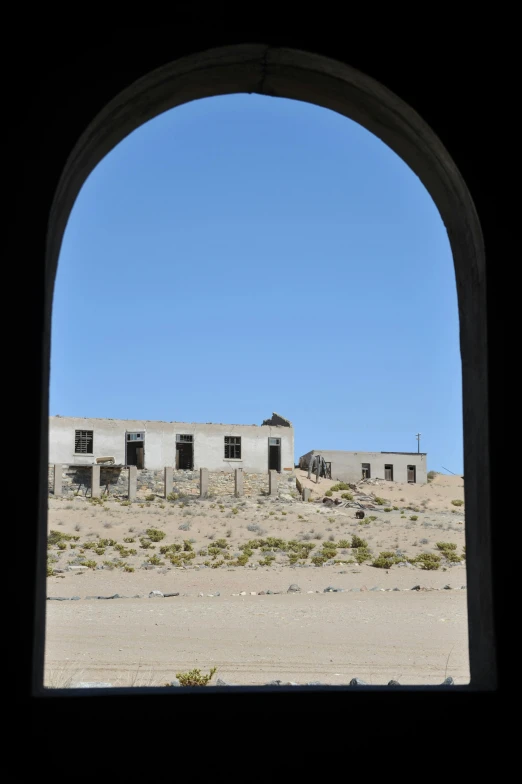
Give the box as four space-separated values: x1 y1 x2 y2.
436 542 457 552
325 490 333 497
84 560 97 569
167 492 179 502
337 539 351 548
123 537 135 543
183 540 194 552
124 565 135 573
354 548 372 564
410 515 418 521
427 471 437 481
120 500 131 506
57 542 67 550
341 493 353 500
146 528 166 542
451 499 464 507
374 497 386 505
351 535 368 549
232 508 238 514
393 506 399 510
259 555 276 566
384 507 393 513
147 554 164 566
412 553 441 570
330 482 351 491
175 667 217 687
298 514 304 520
372 552 396 568
145 494 155 501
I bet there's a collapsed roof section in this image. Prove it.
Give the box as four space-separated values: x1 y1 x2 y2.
262 412 292 427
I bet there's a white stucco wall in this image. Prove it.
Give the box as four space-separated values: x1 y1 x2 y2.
49 416 294 473
300 449 427 484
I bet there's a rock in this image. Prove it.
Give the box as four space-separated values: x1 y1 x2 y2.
287 584 301 593
370 586 383 591
350 587 361 592
133 594 143 598
349 678 368 686
149 591 164 598
71 682 112 688
443 584 452 590
441 677 454 686
258 591 265 595
306 681 323 686
240 591 247 595
168 678 181 687
387 680 401 686
392 587 400 591
266 680 283 686
163 592 180 597
250 591 257 595
198 592 204 597
47 596 69 601
216 678 235 687
213 591 220 597
324 586 342 592
461 585 466 590
70 596 81 601
411 585 421 591
67 565 88 571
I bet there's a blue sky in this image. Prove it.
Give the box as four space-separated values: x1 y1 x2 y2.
51 94 463 474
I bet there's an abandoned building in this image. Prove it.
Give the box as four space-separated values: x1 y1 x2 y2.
299 449 428 484
49 412 294 473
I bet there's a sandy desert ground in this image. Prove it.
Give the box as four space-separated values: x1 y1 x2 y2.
45 471 469 687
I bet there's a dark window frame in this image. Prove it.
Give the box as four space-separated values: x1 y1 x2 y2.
224 436 241 459
74 429 93 454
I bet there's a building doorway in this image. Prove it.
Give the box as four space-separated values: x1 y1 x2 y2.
407 465 416 483
384 464 394 481
362 463 371 479
268 437 281 472
126 432 145 468
176 434 194 470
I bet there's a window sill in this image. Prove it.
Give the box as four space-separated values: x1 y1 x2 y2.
73 454 94 457
225 458 243 462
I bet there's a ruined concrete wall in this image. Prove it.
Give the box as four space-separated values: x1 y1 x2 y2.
49 415 294 472
49 465 297 498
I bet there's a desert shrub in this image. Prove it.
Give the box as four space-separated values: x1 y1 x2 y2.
57 542 67 550
139 538 153 549
410 515 418 521
354 548 371 564
120 500 131 506
351 535 368 549
337 539 351 548
427 471 437 481
413 553 441 570
393 506 399 510
374 497 386 505
311 554 328 566
451 499 464 506
147 554 164 566
145 494 155 501
146 528 166 542
436 542 457 552
124 565 135 573
123 537 135 543
341 493 353 500
167 492 179 502
183 540 194 552
84 560 97 569
330 482 351 492
384 508 393 513
175 667 217 687
372 552 396 568
324 490 333 497
259 555 276 566
234 554 250 566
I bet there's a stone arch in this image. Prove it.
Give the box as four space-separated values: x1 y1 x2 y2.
39 45 493 690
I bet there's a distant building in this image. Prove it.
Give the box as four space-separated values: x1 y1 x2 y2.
298 449 427 484
49 413 294 473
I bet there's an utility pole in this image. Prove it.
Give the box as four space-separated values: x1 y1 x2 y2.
415 433 421 453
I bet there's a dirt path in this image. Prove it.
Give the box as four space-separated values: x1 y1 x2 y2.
45 591 469 687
